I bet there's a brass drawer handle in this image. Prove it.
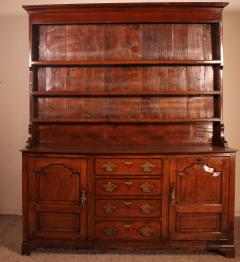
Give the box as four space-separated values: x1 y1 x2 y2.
141 161 155 172
124 201 133 207
124 161 133 167
103 181 118 192
102 203 117 213
81 191 87 207
104 226 118 237
170 188 176 205
124 181 133 187
123 224 131 230
102 161 117 172
139 203 154 214
139 225 153 237
139 183 154 193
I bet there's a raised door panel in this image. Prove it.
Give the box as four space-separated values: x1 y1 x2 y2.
35 164 80 205
28 157 87 240
169 156 229 240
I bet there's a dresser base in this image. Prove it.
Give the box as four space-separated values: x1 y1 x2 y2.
21 241 235 258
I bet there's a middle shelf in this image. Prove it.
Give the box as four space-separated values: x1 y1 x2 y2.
31 60 223 67
31 118 221 124
32 95 220 121
31 91 221 97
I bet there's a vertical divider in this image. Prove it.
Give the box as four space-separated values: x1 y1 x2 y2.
161 158 170 241
212 22 226 146
31 25 39 62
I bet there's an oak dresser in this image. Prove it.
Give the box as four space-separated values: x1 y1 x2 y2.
22 2 236 257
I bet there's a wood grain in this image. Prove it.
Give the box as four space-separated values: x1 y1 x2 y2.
38 123 213 147
37 66 214 92
37 97 214 120
22 3 235 257
38 24 212 61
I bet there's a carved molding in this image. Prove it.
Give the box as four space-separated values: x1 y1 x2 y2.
35 163 78 175
219 123 229 148
26 123 39 148
213 122 228 148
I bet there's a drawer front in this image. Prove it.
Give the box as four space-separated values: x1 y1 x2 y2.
96 158 162 175
96 178 162 196
96 200 161 218
96 221 161 240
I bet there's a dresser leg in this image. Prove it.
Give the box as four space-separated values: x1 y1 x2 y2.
208 245 235 258
217 246 235 258
21 243 34 256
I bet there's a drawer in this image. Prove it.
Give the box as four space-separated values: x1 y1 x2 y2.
95 158 162 175
96 178 162 196
96 221 161 240
96 200 161 218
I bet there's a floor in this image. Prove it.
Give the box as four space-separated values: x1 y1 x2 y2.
0 215 239 261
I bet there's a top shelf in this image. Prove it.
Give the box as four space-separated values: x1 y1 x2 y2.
31 60 223 67
23 2 229 12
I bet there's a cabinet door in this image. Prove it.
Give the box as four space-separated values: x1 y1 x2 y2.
169 156 229 240
27 157 87 240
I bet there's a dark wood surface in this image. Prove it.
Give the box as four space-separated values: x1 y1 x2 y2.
36 124 215 147
169 156 230 241
32 60 222 66
23 2 228 24
22 145 237 154
22 2 236 258
23 2 229 11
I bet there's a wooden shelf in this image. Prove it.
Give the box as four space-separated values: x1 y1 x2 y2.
32 91 221 97
31 60 222 67
21 145 237 155
31 118 221 124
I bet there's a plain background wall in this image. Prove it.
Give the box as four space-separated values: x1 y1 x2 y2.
0 0 239 215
